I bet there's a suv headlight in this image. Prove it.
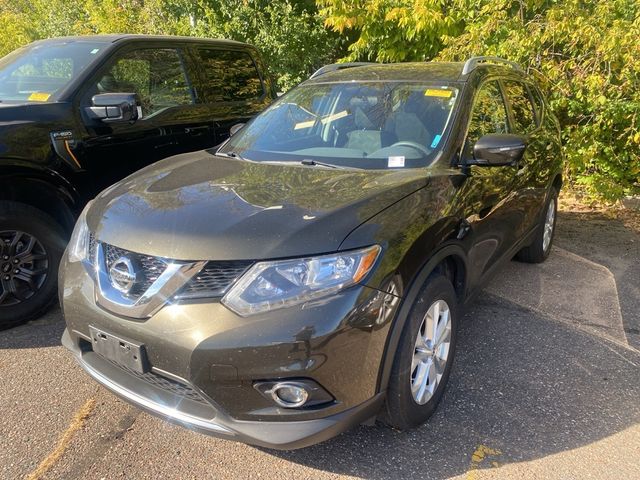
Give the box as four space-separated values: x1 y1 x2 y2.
67 202 92 263
222 245 381 316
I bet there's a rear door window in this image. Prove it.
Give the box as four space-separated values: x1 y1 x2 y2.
195 49 264 102
93 48 193 118
503 80 537 134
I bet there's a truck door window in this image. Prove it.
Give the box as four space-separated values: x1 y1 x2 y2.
95 48 192 117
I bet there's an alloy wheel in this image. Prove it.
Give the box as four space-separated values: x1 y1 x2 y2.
410 299 452 405
0 230 49 306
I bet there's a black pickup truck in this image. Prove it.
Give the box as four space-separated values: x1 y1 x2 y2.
0 35 275 327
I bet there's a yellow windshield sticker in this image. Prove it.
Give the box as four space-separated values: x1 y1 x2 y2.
294 120 315 130
424 89 453 98
28 92 51 102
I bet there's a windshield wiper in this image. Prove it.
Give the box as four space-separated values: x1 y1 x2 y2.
300 159 343 169
217 150 247 162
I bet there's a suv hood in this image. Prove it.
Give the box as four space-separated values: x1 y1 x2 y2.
88 149 429 260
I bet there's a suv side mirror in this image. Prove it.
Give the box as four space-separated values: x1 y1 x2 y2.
87 93 139 124
470 134 527 166
229 123 245 137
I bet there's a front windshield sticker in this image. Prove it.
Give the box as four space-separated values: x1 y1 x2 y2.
294 120 315 130
424 88 453 98
27 92 51 102
431 134 442 148
90 48 100 54
388 156 405 168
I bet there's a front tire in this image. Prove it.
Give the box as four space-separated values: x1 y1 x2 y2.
0 202 66 329
383 274 458 430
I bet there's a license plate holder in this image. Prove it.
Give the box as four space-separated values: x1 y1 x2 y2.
89 326 148 374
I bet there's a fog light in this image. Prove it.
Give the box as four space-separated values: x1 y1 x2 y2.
266 382 309 408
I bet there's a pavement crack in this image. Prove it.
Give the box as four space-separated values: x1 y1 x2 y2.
25 397 96 480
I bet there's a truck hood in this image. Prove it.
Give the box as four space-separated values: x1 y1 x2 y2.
88 149 430 260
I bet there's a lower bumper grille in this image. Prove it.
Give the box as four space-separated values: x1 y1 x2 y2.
106 359 208 405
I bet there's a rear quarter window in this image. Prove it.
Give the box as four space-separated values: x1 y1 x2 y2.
195 48 264 102
503 80 537 134
528 84 546 126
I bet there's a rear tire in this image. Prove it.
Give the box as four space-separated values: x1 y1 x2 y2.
0 202 67 329
382 274 458 430
515 188 558 264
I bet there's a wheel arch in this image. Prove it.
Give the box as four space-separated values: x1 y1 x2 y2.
376 244 468 394
0 166 78 233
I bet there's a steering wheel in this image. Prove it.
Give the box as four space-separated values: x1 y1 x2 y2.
389 141 431 156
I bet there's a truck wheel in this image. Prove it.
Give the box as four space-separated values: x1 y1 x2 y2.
382 274 458 430
0 202 66 329
515 188 558 264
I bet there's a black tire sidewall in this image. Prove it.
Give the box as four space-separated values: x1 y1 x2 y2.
516 188 559 263
384 274 458 430
0 202 67 327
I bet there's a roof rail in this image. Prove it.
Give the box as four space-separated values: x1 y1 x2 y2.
309 62 375 79
461 56 523 76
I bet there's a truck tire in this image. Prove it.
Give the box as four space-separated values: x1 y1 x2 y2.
0 201 66 329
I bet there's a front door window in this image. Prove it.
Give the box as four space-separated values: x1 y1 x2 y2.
94 48 193 118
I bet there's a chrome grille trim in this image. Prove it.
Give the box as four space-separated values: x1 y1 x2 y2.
86 236 253 317
92 242 206 319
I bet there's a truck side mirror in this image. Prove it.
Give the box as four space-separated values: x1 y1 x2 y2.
87 93 139 124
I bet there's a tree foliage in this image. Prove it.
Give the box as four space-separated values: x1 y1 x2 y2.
0 0 638 199
317 0 464 61
0 0 341 91
320 0 640 200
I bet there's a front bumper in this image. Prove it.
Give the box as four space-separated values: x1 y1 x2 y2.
60 256 397 449
63 329 383 449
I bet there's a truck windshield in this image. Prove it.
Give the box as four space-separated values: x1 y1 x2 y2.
219 81 459 169
0 41 106 103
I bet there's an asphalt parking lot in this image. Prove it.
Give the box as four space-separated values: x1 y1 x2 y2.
1 209 639 480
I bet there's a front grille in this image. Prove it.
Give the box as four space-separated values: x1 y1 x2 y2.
107 359 208 404
176 261 253 299
103 243 167 296
90 235 252 301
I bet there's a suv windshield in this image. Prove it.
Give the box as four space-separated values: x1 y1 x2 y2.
219 81 459 169
0 41 106 103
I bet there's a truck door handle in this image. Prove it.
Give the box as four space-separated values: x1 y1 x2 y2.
185 126 209 134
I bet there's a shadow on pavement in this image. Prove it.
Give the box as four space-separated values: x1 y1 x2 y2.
0 306 65 349
554 210 640 349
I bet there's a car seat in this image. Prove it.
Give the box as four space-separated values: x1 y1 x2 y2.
345 106 396 155
384 92 432 147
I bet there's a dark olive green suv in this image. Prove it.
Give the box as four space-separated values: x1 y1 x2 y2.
60 57 562 449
